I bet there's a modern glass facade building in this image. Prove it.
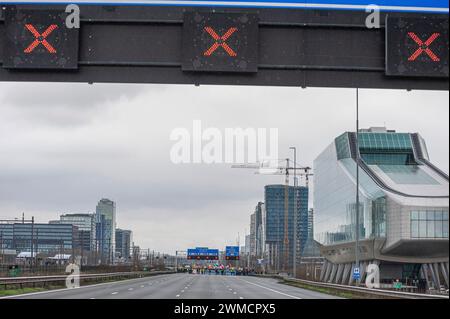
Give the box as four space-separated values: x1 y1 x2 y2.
314 127 449 289
115 228 132 260
56 213 96 252
96 198 116 264
264 185 309 272
0 222 76 254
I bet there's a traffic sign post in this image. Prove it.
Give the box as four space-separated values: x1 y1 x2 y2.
353 267 361 281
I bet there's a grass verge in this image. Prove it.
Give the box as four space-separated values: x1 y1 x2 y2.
281 280 365 299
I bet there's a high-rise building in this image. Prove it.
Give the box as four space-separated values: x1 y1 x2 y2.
54 213 96 252
95 198 116 264
249 213 256 257
314 127 449 289
115 229 132 260
264 185 309 272
255 202 265 258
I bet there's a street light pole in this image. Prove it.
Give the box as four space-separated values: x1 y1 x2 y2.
355 88 360 285
290 147 297 278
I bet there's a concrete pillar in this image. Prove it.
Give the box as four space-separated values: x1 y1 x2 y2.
320 260 328 282
420 265 430 290
428 263 439 289
341 263 351 285
348 263 355 285
360 261 368 283
328 263 337 283
335 264 344 284
323 262 332 282
433 263 442 290
440 262 449 288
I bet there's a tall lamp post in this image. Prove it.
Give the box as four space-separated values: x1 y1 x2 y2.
355 88 360 285
290 146 297 278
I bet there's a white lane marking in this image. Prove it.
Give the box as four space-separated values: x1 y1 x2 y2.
0 274 173 299
140 285 145 288
181 290 185 293
111 292 119 295
239 297 244 299
90 297 96 299
176 294 180 297
238 279 302 299
233 292 237 295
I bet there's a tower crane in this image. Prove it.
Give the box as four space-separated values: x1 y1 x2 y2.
231 159 313 274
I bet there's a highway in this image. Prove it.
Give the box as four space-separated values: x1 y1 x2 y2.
2 273 340 299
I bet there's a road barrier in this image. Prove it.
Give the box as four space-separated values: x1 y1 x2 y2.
261 275 449 299
0 270 175 291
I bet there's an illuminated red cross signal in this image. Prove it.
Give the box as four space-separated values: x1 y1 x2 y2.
204 26 238 57
407 32 441 62
24 24 58 54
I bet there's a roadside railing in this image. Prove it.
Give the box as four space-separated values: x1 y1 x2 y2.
0 270 175 291
261 275 449 299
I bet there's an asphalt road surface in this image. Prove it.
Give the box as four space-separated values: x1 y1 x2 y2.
2 273 340 299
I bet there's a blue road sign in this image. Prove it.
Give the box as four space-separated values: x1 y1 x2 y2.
353 267 361 280
225 246 240 257
2 0 448 13
187 247 219 259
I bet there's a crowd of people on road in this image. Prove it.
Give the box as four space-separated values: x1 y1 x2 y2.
177 265 256 276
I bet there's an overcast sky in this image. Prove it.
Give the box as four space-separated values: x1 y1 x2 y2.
0 83 448 254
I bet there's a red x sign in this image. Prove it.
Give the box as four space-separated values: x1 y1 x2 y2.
204 27 238 57
408 32 440 62
24 24 58 54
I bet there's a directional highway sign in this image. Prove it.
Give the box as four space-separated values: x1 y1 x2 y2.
225 246 240 260
187 247 220 260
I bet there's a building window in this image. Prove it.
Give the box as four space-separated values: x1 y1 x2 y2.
410 210 449 239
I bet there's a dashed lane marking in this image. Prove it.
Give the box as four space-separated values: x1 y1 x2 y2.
238 279 302 299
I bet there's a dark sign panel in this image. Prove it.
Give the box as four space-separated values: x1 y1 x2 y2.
2 6 79 69
182 12 258 73
386 17 449 78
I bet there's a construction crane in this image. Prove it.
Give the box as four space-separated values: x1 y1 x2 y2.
232 159 313 274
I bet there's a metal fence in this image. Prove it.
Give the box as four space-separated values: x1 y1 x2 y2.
0 270 174 291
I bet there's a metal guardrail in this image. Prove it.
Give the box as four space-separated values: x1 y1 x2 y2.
280 276 449 299
0 270 175 290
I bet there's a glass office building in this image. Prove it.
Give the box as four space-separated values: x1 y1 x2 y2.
264 185 309 272
0 222 76 254
51 213 96 252
96 198 116 264
314 127 449 289
115 228 132 260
